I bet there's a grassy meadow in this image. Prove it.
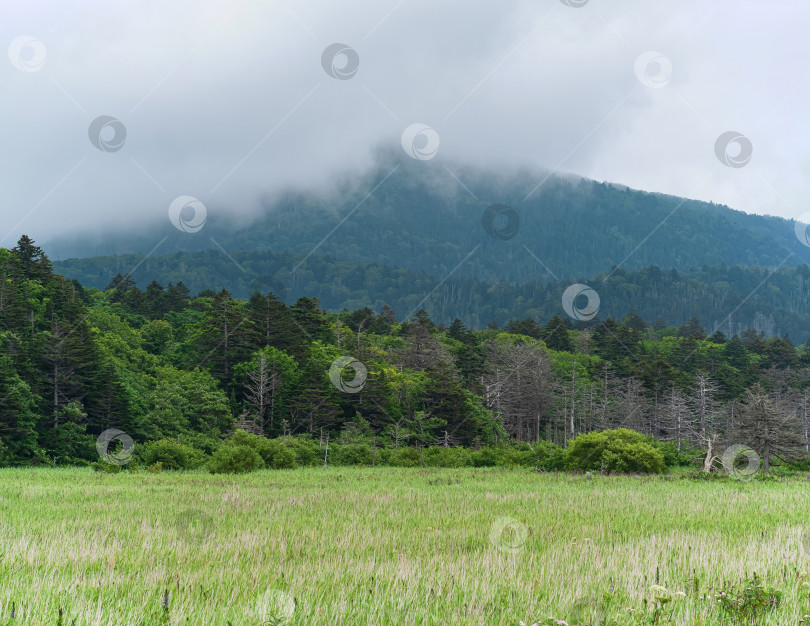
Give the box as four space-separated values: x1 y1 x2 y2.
1 467 809 624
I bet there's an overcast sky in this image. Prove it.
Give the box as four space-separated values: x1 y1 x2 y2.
2 0 808 248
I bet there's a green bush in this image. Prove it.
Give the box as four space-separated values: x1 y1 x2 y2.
469 442 564 469
532 440 565 471
388 447 421 467
424 446 472 468
91 461 122 473
330 443 374 466
565 429 665 474
470 446 499 467
226 430 296 469
139 438 206 470
208 445 264 474
679 469 729 481
494 445 534 467
285 435 322 466
716 574 782 622
653 441 698 468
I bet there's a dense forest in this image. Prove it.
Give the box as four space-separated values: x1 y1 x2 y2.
2 236 809 472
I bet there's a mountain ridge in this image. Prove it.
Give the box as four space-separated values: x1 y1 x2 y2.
46 149 810 337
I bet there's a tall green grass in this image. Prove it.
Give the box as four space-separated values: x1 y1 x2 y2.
0 467 808 624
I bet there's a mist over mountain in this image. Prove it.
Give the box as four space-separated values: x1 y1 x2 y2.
48 149 808 283
46 150 810 338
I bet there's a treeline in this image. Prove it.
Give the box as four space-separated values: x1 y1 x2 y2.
53 249 810 340
2 236 809 471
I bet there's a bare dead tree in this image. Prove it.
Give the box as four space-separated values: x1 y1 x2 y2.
241 351 282 434
732 384 805 472
692 372 719 438
660 386 695 452
482 339 552 442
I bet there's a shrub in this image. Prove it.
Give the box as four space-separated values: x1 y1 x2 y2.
285 435 321 466
264 440 296 469
565 429 665 474
679 469 729 481
330 443 374 466
139 438 206 470
91 461 122 473
495 445 535 467
424 446 472 468
715 574 782 622
470 446 499 467
532 440 565 471
388 447 421 467
227 430 296 469
208 445 263 474
653 441 698 468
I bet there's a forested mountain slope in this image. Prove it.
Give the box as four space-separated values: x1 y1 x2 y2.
48 148 809 285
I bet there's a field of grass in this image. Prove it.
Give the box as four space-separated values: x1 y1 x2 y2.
1 467 810 624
